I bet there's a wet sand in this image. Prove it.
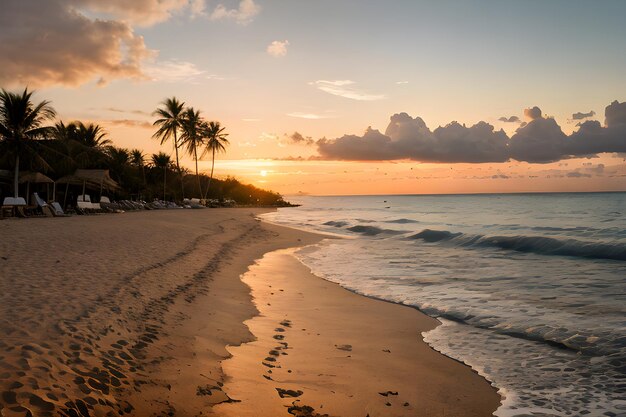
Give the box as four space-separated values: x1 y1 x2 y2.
212 249 500 417
0 209 499 416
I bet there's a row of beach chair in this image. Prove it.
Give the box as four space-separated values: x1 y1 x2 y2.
1 193 223 219
1 193 67 218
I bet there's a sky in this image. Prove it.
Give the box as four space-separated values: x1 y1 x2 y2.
1 0 626 195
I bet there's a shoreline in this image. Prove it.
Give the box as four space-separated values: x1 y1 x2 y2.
0 209 500 416
213 244 500 417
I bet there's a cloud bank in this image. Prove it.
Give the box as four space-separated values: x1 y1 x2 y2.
0 0 258 88
0 0 157 87
316 101 626 163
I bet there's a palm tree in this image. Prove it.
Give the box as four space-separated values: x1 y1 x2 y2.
180 107 205 197
151 152 171 200
53 121 111 169
130 149 145 167
130 148 147 188
0 88 56 198
153 97 185 198
201 121 229 199
106 147 130 183
74 122 111 149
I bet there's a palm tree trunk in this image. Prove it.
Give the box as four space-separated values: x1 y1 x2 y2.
205 147 215 200
173 129 184 199
194 146 201 198
163 167 167 200
141 165 146 199
13 154 19 198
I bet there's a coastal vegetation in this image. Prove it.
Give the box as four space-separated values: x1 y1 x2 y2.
0 88 289 207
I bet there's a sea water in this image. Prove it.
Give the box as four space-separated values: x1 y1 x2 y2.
261 193 626 417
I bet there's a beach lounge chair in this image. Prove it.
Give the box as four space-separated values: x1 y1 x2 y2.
189 198 204 209
51 202 69 217
76 194 91 213
32 192 54 216
77 194 100 213
1 197 27 217
99 196 113 212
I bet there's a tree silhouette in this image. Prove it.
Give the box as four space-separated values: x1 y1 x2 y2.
153 97 185 198
0 88 56 198
201 121 229 199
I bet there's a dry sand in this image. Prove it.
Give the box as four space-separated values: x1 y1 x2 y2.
0 209 499 417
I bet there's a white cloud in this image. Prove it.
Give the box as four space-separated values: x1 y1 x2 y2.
396 81 409 85
145 60 206 82
79 0 190 26
206 74 230 81
311 80 385 101
189 0 206 17
267 40 289 57
259 132 279 141
210 0 260 24
0 0 155 88
287 112 332 120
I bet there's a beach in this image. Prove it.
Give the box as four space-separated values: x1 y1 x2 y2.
0 209 499 417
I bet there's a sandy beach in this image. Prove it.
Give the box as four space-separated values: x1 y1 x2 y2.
0 209 499 417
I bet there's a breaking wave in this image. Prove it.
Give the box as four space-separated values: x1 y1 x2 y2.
409 229 626 261
346 225 404 236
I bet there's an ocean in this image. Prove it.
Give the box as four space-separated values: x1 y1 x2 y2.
261 193 626 417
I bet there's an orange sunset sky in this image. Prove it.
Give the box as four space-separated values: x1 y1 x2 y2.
2 0 625 195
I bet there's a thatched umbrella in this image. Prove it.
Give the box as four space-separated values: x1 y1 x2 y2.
56 169 120 207
18 172 54 204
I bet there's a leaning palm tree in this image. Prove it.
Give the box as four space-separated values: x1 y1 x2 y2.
180 107 205 197
0 88 56 198
151 152 171 200
153 97 185 198
201 121 229 199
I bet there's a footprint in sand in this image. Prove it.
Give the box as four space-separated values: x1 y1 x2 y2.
276 388 303 398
